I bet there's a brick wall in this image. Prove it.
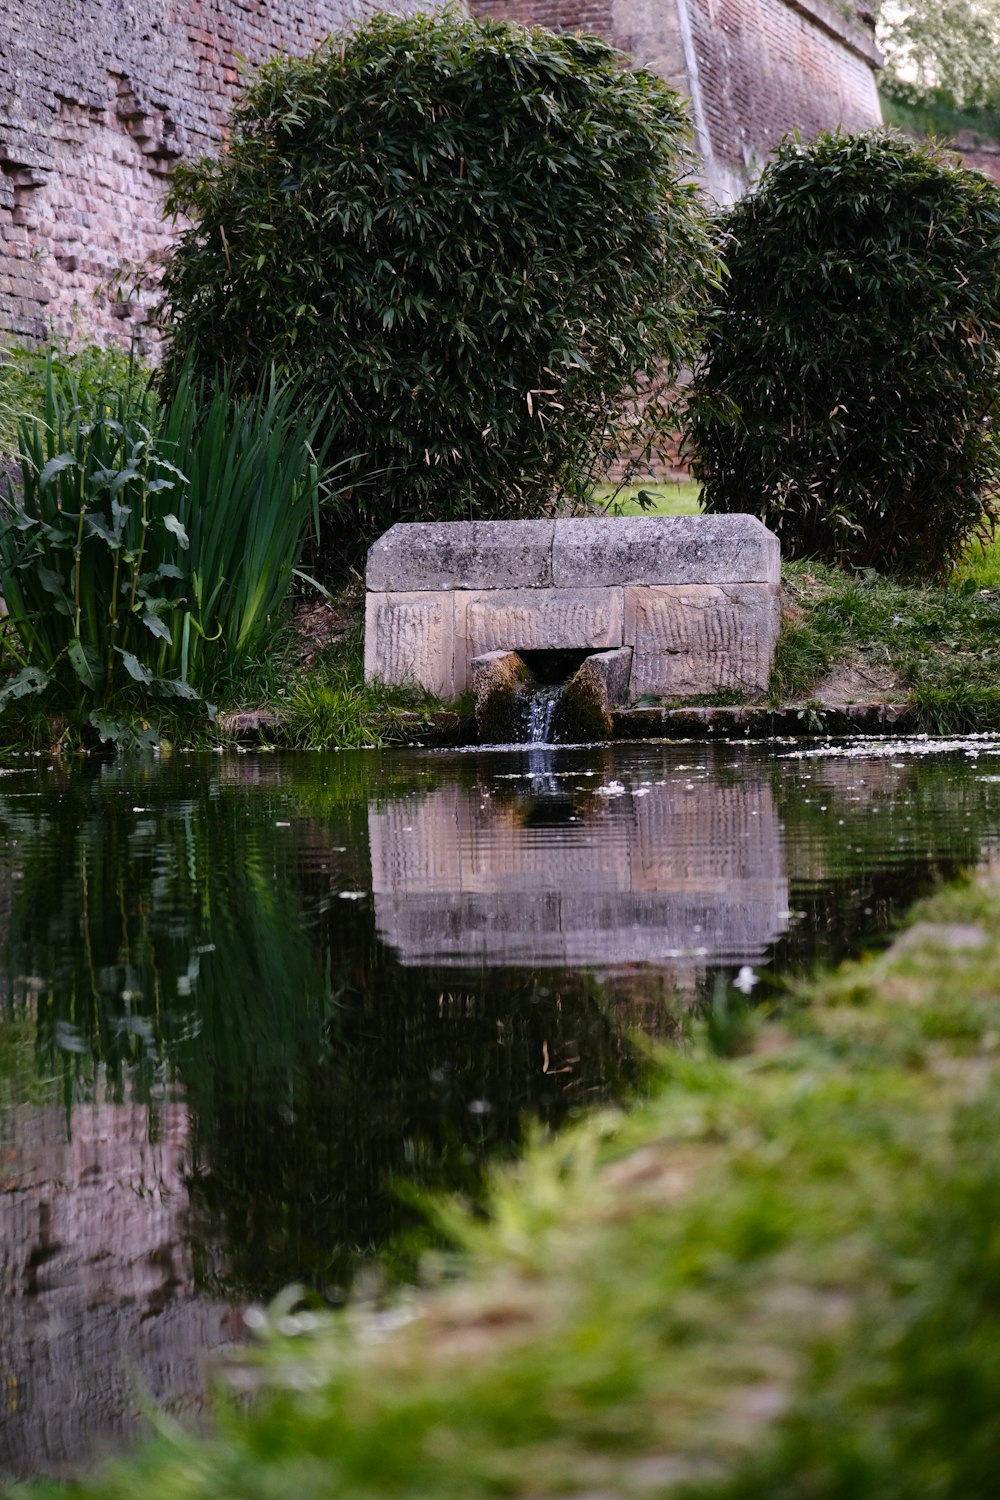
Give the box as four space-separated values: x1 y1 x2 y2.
688 0 883 200
469 0 613 37
0 0 881 351
0 0 432 350
469 0 882 201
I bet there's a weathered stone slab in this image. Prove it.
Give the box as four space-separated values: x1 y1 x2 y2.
464 587 623 658
625 583 780 699
551 515 780 587
471 650 532 742
552 647 634 742
365 516 782 704
364 590 455 699
367 520 555 592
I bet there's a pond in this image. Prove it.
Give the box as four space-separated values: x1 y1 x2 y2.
3 734 1000 1481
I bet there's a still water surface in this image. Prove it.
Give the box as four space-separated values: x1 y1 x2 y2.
3 736 1000 1478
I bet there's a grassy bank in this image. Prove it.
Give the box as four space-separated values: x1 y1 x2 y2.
7 548 1000 749
771 557 1000 729
22 859 1000 1499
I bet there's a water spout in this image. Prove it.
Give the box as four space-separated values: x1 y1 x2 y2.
471 647 634 746
522 682 562 745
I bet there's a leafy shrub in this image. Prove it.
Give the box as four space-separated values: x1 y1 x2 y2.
0 337 140 454
686 131 1000 580
0 360 325 744
158 11 715 569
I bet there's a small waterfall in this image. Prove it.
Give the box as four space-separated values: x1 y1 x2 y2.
523 682 563 745
472 648 614 746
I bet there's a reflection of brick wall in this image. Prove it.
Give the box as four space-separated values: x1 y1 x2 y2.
0 0 433 348
0 1098 239 1479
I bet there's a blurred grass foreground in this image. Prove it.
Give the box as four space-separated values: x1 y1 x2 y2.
26 860 1000 1500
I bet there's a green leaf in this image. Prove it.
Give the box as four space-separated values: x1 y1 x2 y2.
39 453 77 489
36 564 68 600
0 665 49 709
154 676 200 700
139 563 185 585
88 711 128 745
84 514 122 547
67 640 99 690
142 612 173 643
163 513 190 550
116 649 154 685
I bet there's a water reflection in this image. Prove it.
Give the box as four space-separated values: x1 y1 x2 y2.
2 739 1000 1480
1 1096 239 1475
371 751 790 970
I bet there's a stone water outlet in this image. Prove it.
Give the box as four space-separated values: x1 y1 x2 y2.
365 515 781 738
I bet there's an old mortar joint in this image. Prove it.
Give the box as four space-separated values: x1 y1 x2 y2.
364 515 781 705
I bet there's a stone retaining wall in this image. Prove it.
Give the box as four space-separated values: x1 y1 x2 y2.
365 515 781 704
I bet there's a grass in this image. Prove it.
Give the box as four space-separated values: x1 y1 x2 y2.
590 483 1000 732
281 626 451 748
10 540 1000 748
771 558 1000 728
953 528 1000 589
589 478 703 516
22 862 1000 1500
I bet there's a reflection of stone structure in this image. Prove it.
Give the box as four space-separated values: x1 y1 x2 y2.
0 1098 238 1479
365 516 781 704
369 769 789 969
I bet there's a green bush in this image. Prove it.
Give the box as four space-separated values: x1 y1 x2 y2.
158 10 716 570
686 131 1000 580
0 337 139 454
0 360 326 745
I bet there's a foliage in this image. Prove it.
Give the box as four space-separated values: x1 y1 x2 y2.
284 632 446 748
0 359 325 746
772 559 1000 729
158 10 716 570
686 131 1000 580
880 87 1000 150
23 861 1000 1500
0 337 140 455
875 0 1000 113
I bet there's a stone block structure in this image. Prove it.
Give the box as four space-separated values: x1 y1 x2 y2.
365 514 781 703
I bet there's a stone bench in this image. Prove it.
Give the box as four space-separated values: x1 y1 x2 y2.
364 515 781 703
